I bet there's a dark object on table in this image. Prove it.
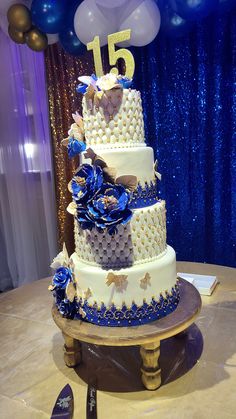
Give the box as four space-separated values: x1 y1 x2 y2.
50 383 74 418
87 379 97 419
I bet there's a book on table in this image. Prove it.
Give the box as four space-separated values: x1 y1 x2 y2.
177 273 219 296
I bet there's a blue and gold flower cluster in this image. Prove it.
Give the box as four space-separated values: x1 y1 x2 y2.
72 164 103 204
50 266 77 319
71 163 132 234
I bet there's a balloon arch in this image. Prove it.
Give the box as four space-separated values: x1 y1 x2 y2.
0 0 235 54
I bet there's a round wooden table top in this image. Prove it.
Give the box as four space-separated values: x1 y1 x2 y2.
52 278 202 346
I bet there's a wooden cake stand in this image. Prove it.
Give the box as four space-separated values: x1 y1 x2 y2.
52 278 201 391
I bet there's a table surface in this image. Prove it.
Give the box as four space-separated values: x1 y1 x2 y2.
0 261 236 419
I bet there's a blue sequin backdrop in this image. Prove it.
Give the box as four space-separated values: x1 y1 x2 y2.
132 10 236 267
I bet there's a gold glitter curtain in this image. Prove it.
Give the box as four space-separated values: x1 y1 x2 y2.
44 44 109 254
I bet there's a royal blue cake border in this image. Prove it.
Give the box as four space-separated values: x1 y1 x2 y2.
129 180 158 209
54 282 180 327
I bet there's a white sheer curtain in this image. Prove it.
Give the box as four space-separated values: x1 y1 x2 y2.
0 30 58 290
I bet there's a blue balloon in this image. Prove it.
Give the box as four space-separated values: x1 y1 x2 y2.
59 28 86 56
154 0 166 11
218 0 236 12
161 4 194 37
31 0 67 34
171 0 219 21
59 0 85 56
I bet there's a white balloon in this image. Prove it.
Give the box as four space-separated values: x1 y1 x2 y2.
116 0 143 47
74 0 117 47
97 5 118 30
117 39 131 47
119 0 161 47
47 33 59 45
117 0 143 24
96 0 126 8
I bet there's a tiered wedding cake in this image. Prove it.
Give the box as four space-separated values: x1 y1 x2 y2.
49 73 179 327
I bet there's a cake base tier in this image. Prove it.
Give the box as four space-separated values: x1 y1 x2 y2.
72 245 177 307
52 246 179 327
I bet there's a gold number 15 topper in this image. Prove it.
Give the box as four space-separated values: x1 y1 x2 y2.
87 29 135 79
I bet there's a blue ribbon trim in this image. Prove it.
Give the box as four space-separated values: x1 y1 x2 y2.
129 180 159 209
54 283 180 327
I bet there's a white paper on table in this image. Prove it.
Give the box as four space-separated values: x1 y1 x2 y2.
177 272 219 296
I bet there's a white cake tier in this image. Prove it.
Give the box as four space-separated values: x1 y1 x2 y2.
72 245 177 307
74 200 166 269
82 146 155 186
82 89 145 148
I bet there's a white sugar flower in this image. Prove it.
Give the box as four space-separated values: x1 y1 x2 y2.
96 73 120 91
50 243 70 270
72 111 84 132
68 123 84 141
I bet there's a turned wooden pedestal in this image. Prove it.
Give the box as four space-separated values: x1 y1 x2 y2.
52 279 201 391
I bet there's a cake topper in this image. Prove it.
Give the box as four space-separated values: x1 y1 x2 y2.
76 73 132 120
87 29 135 79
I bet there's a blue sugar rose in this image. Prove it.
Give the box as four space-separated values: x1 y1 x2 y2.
71 164 103 206
77 183 132 235
76 83 87 94
67 138 86 158
52 267 72 289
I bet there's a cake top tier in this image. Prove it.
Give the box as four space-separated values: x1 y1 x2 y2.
76 73 145 149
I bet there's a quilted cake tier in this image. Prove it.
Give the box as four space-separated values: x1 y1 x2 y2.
74 200 167 269
82 88 145 149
